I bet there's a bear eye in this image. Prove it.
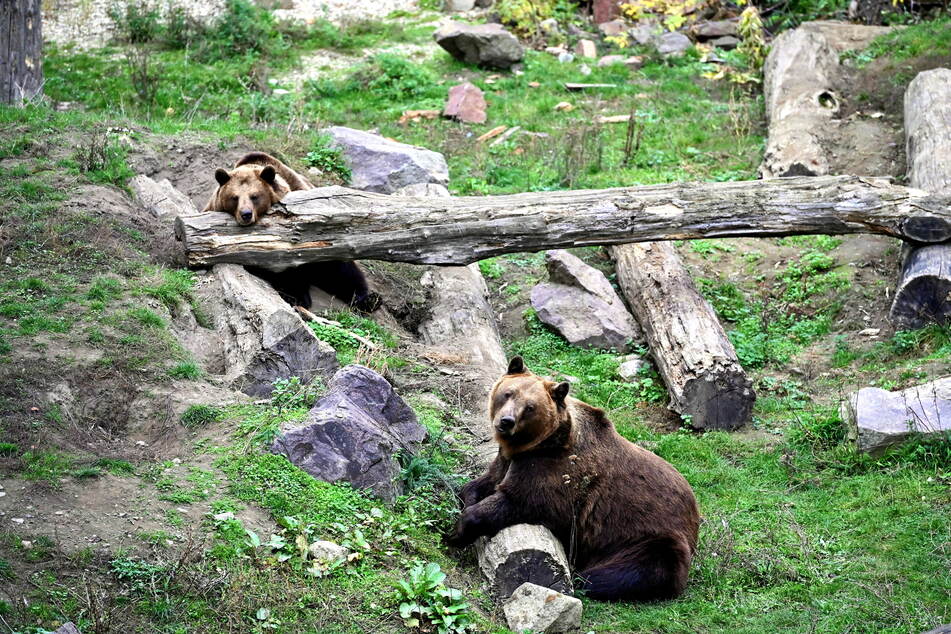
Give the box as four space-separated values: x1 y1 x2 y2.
504 390 512 399
524 403 535 413
229 196 238 204
250 194 260 202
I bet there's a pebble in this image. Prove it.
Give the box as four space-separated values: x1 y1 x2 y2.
12 518 24 524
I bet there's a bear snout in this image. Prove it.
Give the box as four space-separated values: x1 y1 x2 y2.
496 415 516 434
238 209 254 224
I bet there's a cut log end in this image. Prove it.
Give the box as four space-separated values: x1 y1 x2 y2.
476 524 573 599
681 372 755 431
889 246 951 329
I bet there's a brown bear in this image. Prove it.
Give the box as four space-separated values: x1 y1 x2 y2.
447 357 700 602
204 152 380 312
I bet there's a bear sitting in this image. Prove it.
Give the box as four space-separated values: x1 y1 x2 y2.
204 152 381 312
448 357 700 602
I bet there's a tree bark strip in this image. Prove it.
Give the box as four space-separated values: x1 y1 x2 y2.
890 68 951 328
175 176 951 271
612 242 755 430
0 0 43 105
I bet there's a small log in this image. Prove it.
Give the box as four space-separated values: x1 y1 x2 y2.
0 0 42 105
612 242 755 430
476 524 574 599
760 28 840 178
890 68 951 328
175 176 951 270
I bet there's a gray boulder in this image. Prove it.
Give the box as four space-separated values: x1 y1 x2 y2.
841 376 951 454
657 31 693 56
434 21 525 70
321 126 449 194
693 19 739 39
531 250 643 352
502 583 582 633
271 365 427 502
444 0 475 10
710 35 740 50
211 264 338 397
628 23 660 46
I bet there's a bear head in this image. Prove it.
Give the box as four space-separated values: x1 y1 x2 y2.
489 356 571 455
211 164 282 226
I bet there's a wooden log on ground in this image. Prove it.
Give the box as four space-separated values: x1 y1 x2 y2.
612 242 755 430
890 68 951 328
0 0 42 105
477 524 573 599
175 176 951 270
760 27 840 178
392 184 573 600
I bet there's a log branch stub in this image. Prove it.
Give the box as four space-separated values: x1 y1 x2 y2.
176 176 951 270
612 242 754 430
890 68 951 328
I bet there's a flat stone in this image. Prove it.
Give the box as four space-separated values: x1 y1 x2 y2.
597 19 626 36
710 35 740 50
321 126 449 194
628 23 659 46
618 355 649 381
657 31 692 56
624 55 645 69
693 18 739 39
841 377 951 454
574 39 598 59
444 0 475 11
52 624 82 634
308 540 350 563
597 54 626 67
443 81 487 124
271 365 427 501
434 21 525 70
502 582 582 633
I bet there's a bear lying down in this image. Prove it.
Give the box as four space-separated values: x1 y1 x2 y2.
204 152 380 313
449 357 700 602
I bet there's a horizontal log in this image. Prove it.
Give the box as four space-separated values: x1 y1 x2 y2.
175 176 951 270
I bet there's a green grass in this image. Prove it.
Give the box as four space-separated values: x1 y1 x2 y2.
845 16 951 66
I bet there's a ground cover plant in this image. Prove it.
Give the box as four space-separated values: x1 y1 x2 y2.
0 1 949 632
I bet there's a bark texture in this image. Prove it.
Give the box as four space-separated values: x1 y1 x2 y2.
761 28 840 178
612 242 755 430
176 176 951 270
890 68 951 328
0 0 43 104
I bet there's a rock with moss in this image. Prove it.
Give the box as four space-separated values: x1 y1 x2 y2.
271 365 427 502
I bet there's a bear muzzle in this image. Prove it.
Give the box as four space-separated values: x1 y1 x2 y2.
496 415 516 435
238 209 255 225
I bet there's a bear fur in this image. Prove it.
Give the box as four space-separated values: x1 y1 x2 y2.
204 152 380 312
448 357 700 602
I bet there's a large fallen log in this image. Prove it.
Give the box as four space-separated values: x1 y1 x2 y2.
175 176 951 270
890 68 951 328
760 28 840 178
612 242 755 430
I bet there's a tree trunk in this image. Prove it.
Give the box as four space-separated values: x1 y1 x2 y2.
175 176 951 270
760 28 840 178
890 68 951 328
612 242 755 430
0 0 43 105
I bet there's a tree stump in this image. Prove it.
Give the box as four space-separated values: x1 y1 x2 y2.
612 242 755 430
0 0 43 105
890 68 951 328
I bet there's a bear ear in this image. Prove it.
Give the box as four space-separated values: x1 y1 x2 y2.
260 165 277 185
551 381 570 405
215 168 231 186
507 356 526 375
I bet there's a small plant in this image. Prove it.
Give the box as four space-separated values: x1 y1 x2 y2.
0 442 19 456
271 376 323 411
394 562 473 633
168 360 202 380
107 1 163 44
478 258 505 280
180 404 223 428
303 138 351 182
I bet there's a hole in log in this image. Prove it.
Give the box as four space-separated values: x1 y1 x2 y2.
817 91 838 110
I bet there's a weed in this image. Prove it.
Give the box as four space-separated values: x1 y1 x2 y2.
271 376 323 412
72 131 135 188
303 137 351 182
395 562 473 633
181 404 223 429
0 442 19 456
95 457 135 475
87 275 123 302
142 269 196 309
128 307 166 328
168 361 202 380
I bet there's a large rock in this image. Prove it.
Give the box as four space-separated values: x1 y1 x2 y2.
841 377 951 454
693 19 739 39
443 82 487 124
503 583 582 634
530 250 643 352
211 264 338 397
271 365 427 501
657 31 693 56
434 21 525 70
321 126 449 194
